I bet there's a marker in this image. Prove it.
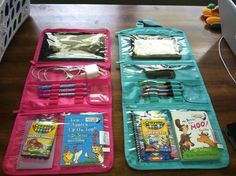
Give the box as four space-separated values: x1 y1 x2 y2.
143 88 183 93
144 89 173 93
141 84 184 90
138 80 181 87
39 92 87 98
140 91 182 97
38 83 87 90
38 88 87 93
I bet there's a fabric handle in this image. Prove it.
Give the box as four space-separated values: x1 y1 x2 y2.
136 19 162 28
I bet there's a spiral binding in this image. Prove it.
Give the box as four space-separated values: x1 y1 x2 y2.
130 111 142 161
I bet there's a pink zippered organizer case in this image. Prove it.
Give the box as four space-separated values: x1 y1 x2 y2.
3 28 114 175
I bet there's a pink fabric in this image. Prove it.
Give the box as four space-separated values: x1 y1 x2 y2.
3 28 113 175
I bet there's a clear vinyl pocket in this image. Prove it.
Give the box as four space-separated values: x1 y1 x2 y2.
122 106 228 170
20 77 111 110
35 29 110 63
122 79 207 105
3 110 113 175
118 28 193 63
121 62 199 81
29 64 109 83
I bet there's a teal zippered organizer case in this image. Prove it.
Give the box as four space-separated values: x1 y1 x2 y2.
117 19 229 170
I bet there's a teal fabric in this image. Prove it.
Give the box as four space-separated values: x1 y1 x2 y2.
118 19 229 170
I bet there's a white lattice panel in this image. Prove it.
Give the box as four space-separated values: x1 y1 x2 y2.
0 0 30 61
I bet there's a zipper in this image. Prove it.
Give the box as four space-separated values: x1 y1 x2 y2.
123 102 213 112
121 60 195 66
30 61 111 70
18 104 112 116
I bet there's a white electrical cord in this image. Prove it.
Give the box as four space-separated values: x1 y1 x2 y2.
218 36 236 84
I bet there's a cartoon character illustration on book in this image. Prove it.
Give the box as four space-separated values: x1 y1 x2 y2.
85 131 104 164
26 138 43 149
197 132 217 147
175 119 195 155
73 146 83 164
63 146 74 165
171 110 221 160
157 137 172 152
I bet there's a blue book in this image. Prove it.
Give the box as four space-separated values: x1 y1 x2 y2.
61 113 104 166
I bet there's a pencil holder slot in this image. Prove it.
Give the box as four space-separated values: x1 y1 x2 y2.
123 80 185 104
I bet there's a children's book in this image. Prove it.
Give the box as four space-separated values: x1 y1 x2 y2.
131 111 179 161
170 110 221 161
61 113 104 166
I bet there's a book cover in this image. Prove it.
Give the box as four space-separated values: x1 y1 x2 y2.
61 113 104 166
17 120 56 169
171 110 221 161
141 118 171 153
21 119 58 159
131 110 179 161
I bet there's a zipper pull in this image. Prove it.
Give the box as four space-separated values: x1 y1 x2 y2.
12 109 19 114
30 60 36 65
126 105 137 109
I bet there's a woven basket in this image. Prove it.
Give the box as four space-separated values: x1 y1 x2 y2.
0 0 30 62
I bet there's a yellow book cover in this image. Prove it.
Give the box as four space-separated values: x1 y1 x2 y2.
21 120 58 159
141 118 171 153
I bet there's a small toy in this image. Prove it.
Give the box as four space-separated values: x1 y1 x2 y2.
202 3 221 30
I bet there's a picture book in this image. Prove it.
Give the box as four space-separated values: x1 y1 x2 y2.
131 110 179 161
21 119 58 159
17 120 56 169
61 113 104 166
170 110 221 161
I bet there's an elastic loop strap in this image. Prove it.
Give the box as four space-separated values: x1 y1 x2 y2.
136 19 162 28
49 94 59 105
49 84 59 105
74 82 87 104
